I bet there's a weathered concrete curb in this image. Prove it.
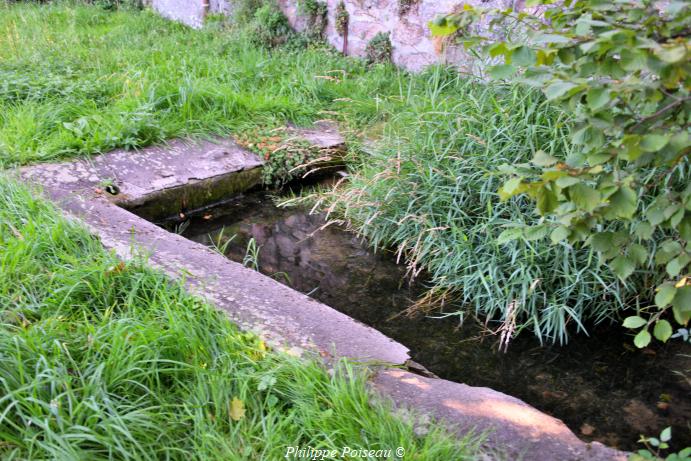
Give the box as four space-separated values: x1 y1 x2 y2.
372 370 624 460
18 129 626 461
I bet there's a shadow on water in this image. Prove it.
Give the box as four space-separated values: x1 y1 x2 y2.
159 189 691 452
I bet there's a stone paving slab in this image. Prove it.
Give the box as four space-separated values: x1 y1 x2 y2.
18 129 628 461
372 369 626 461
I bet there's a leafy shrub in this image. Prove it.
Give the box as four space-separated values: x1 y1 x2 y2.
433 0 690 346
365 32 392 64
247 2 294 48
233 0 263 22
299 0 328 40
335 1 348 36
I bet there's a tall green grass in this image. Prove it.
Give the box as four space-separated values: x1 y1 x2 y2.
0 3 401 166
314 69 648 344
0 176 481 459
0 3 645 345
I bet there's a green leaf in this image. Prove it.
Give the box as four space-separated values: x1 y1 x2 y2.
512 46 536 66
536 186 559 214
672 304 691 325
680 214 691 240
503 177 522 195
629 244 648 265
590 232 614 252
655 44 687 63
586 88 610 111
429 20 458 37
660 427 672 443
488 42 508 58
497 228 522 244
634 222 654 240
655 283 677 308
532 150 558 167
605 186 637 219
611 255 636 280
620 49 647 71
633 329 651 348
544 81 579 100
550 226 570 243
524 225 549 241
666 254 690 277
622 316 647 329
568 183 601 212
653 320 673 343
488 64 516 80
655 240 682 265
640 134 670 152
531 33 571 45
672 286 691 312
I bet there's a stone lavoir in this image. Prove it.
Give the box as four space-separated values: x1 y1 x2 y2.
20 128 629 460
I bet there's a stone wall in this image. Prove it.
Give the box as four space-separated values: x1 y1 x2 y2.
146 0 522 72
145 0 207 28
278 0 518 71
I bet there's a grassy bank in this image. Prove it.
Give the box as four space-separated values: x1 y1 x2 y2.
0 2 647 346
0 176 481 458
0 3 401 166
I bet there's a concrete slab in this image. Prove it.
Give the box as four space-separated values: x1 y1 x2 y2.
372 369 626 461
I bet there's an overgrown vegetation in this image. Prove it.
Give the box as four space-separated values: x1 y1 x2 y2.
365 32 393 64
311 72 634 345
299 0 328 40
0 3 402 167
236 127 326 186
0 176 481 459
335 1 348 36
1 1 676 348
433 0 690 347
93 0 142 10
247 1 294 48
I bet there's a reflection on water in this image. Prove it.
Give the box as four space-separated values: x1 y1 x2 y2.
163 191 691 451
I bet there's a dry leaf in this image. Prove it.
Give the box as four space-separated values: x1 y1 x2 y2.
229 397 246 421
106 261 126 275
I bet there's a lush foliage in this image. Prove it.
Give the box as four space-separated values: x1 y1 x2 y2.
335 1 349 37
433 0 691 346
365 32 393 64
236 127 326 186
0 176 482 459
299 0 328 40
310 69 634 344
633 427 691 461
1 2 658 345
247 2 294 48
93 0 143 10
